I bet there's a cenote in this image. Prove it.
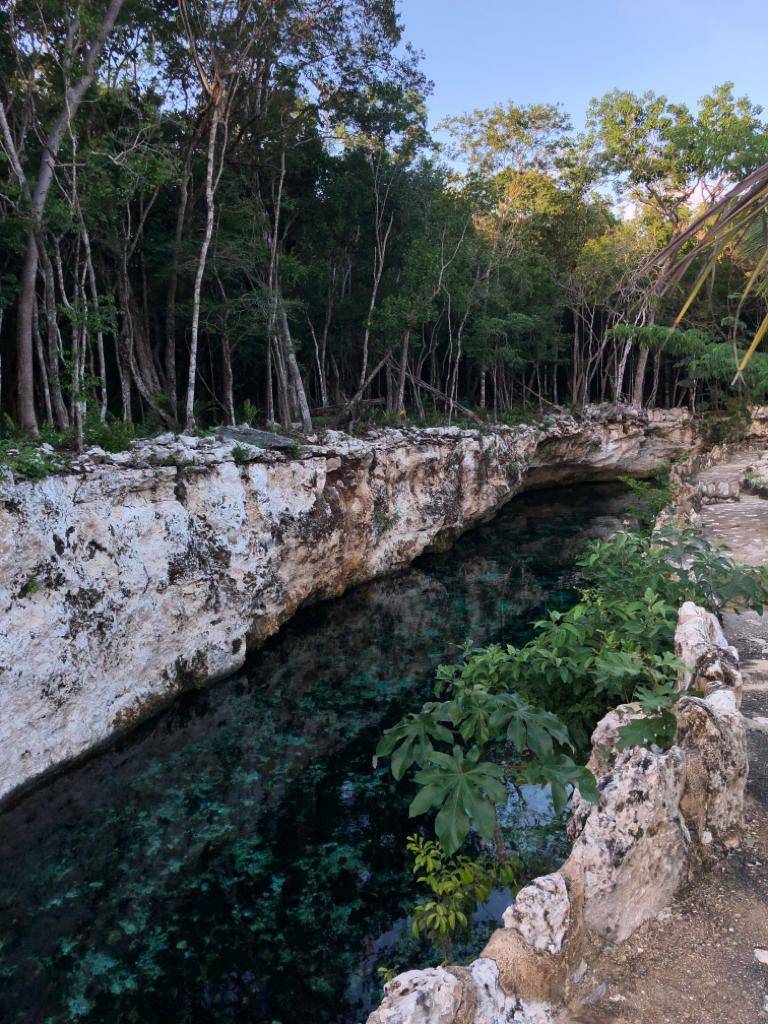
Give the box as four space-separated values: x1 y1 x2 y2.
0 482 631 1024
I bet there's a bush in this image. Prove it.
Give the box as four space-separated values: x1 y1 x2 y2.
619 467 673 532
0 440 70 480
376 524 768 952
82 416 137 453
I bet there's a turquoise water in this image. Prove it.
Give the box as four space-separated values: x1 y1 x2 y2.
0 483 629 1024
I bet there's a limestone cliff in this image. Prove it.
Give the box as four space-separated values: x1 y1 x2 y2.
0 406 696 801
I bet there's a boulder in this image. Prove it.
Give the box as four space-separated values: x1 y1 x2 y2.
367 968 464 1024
567 745 689 943
676 691 747 854
675 602 742 705
502 874 570 954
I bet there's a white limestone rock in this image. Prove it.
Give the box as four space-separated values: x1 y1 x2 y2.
567 745 690 943
675 602 742 704
676 690 747 851
365 960 553 1024
502 874 570 955
366 969 463 1024
0 408 699 801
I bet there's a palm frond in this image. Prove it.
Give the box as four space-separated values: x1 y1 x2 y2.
653 159 768 372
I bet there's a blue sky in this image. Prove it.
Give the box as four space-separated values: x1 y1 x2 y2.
400 0 768 133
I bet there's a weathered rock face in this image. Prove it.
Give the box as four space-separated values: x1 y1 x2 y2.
567 744 690 943
367 602 747 1024
675 600 743 703
0 406 697 802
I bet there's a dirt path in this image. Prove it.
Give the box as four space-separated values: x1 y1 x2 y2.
559 452 768 1024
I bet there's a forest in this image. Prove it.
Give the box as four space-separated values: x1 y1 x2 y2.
3 0 768 446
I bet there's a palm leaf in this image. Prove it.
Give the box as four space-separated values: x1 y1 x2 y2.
654 158 768 371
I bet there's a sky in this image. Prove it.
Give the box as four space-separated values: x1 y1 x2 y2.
400 0 768 134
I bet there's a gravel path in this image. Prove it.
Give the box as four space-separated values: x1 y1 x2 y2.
559 455 768 1024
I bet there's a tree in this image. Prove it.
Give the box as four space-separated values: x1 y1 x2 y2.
2 0 130 434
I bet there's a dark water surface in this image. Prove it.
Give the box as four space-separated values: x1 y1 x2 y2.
0 484 629 1024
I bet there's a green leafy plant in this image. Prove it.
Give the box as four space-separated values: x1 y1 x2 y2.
376 666 595 857
232 444 251 465
406 836 518 954
377 523 768 941
616 681 679 751
82 417 136 454
240 399 260 427
410 746 507 854
618 468 673 533
0 440 70 480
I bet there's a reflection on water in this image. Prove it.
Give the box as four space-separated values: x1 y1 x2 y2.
0 484 629 1024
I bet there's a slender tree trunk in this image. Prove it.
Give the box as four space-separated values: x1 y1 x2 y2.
278 301 313 434
395 329 410 415
37 241 70 430
265 340 275 424
647 350 662 408
76 212 108 421
221 333 235 426
632 346 649 408
15 236 39 431
185 104 221 431
6 0 127 433
165 140 198 424
32 301 53 425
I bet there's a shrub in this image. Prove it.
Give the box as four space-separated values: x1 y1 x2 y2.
83 417 137 453
376 524 768 951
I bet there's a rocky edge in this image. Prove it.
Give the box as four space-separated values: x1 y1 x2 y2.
367 602 747 1024
0 406 696 801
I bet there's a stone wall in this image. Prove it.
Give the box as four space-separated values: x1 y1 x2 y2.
367 603 746 1024
0 407 697 802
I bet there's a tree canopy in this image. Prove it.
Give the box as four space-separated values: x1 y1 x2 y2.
2 1 768 443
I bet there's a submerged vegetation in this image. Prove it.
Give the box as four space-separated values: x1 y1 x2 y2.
0 485 628 1024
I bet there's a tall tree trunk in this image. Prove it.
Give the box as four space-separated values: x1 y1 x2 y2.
4 0 127 433
15 237 39 431
395 329 410 415
221 333 235 426
278 300 313 434
32 301 53 425
165 137 198 424
265 340 275 424
80 220 108 421
37 241 70 430
632 346 649 407
185 103 221 431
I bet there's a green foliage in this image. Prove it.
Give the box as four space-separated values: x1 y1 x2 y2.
410 746 507 854
745 471 768 498
378 664 595 864
581 528 768 617
18 577 41 598
379 523 768 903
82 417 136 454
232 444 251 465
240 399 260 427
0 439 70 480
406 836 519 953
618 468 673 532
610 324 710 357
616 682 679 751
